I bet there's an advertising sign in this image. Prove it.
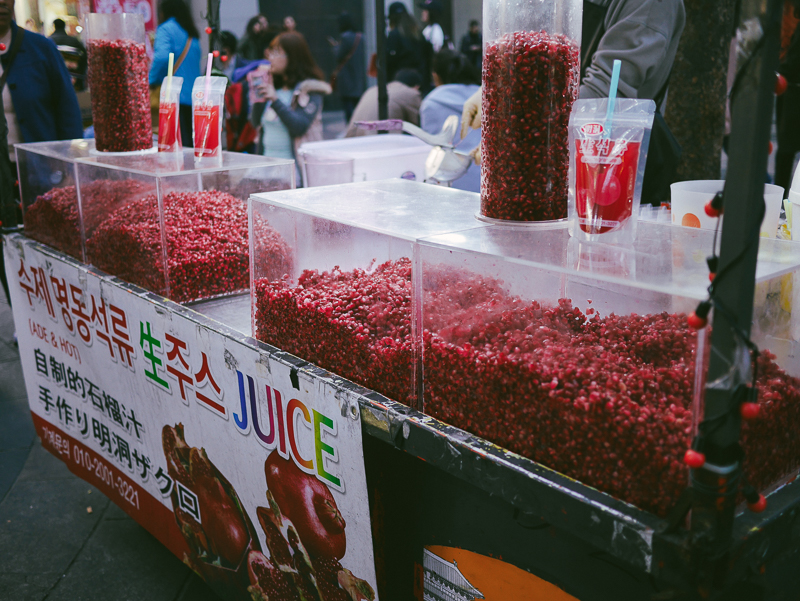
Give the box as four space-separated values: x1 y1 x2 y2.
91 0 157 31
418 546 578 601
4 235 378 601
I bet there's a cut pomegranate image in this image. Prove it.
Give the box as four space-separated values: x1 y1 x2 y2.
161 424 261 599
247 452 375 601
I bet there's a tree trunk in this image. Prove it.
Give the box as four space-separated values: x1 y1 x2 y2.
665 0 739 181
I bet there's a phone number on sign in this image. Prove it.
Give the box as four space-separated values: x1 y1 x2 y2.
73 446 140 510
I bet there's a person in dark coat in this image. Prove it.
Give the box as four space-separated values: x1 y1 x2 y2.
1 0 81 303
386 2 430 90
1 14 83 149
459 19 482 72
239 15 270 61
0 105 15 305
49 18 86 90
330 12 366 124
776 0 800 194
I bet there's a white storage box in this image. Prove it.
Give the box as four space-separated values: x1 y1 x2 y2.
298 135 431 185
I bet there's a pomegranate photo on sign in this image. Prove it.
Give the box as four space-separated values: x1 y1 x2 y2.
247 452 375 601
162 424 261 599
264 452 347 560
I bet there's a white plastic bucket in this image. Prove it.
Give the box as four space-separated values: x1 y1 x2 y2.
671 180 784 237
790 164 800 240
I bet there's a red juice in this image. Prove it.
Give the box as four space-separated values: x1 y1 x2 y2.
158 102 181 152
194 104 221 158
575 139 640 234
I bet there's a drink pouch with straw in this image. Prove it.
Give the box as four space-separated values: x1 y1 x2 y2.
192 75 227 159
158 76 183 152
568 98 655 244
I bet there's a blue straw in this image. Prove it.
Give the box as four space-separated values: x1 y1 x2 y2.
604 60 622 139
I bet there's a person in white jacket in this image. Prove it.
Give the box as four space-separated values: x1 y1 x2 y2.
419 0 445 52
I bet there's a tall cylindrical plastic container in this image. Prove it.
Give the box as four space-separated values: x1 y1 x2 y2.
85 13 153 153
481 0 582 222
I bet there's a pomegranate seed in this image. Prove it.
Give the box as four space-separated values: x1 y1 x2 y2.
205 26 213 34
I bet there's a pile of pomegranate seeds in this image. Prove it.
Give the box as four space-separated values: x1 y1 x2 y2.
87 39 152 152
87 190 291 303
255 259 416 406
23 186 83 260
23 179 150 260
255 259 800 516
743 353 800 498
481 30 579 221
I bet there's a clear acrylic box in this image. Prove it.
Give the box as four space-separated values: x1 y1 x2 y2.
249 179 481 407
417 222 800 516
72 149 295 303
16 139 95 261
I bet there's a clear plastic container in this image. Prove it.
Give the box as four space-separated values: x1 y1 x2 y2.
481 0 582 222
85 13 153 153
417 223 800 516
16 140 95 261
299 152 354 187
249 180 482 408
69 149 295 302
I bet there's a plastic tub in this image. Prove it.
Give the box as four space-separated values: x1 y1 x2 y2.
671 180 784 237
85 13 153 153
480 0 582 222
299 152 355 187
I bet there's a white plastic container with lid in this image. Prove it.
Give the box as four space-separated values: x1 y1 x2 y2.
789 163 800 240
671 180 784 237
297 136 431 186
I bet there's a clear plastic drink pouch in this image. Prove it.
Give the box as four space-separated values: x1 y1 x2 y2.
158 76 183 152
192 76 227 160
568 98 655 244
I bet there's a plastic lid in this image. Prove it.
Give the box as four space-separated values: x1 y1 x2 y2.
791 161 800 194
299 136 430 159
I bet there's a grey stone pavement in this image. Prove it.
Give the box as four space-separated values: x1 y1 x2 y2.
0 289 225 601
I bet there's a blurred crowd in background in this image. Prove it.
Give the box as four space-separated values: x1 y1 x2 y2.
19 0 483 164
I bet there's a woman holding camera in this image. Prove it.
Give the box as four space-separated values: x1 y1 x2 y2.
252 32 331 164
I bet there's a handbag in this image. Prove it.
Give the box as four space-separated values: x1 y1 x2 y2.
150 37 193 109
639 76 682 206
641 109 682 205
329 32 362 92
